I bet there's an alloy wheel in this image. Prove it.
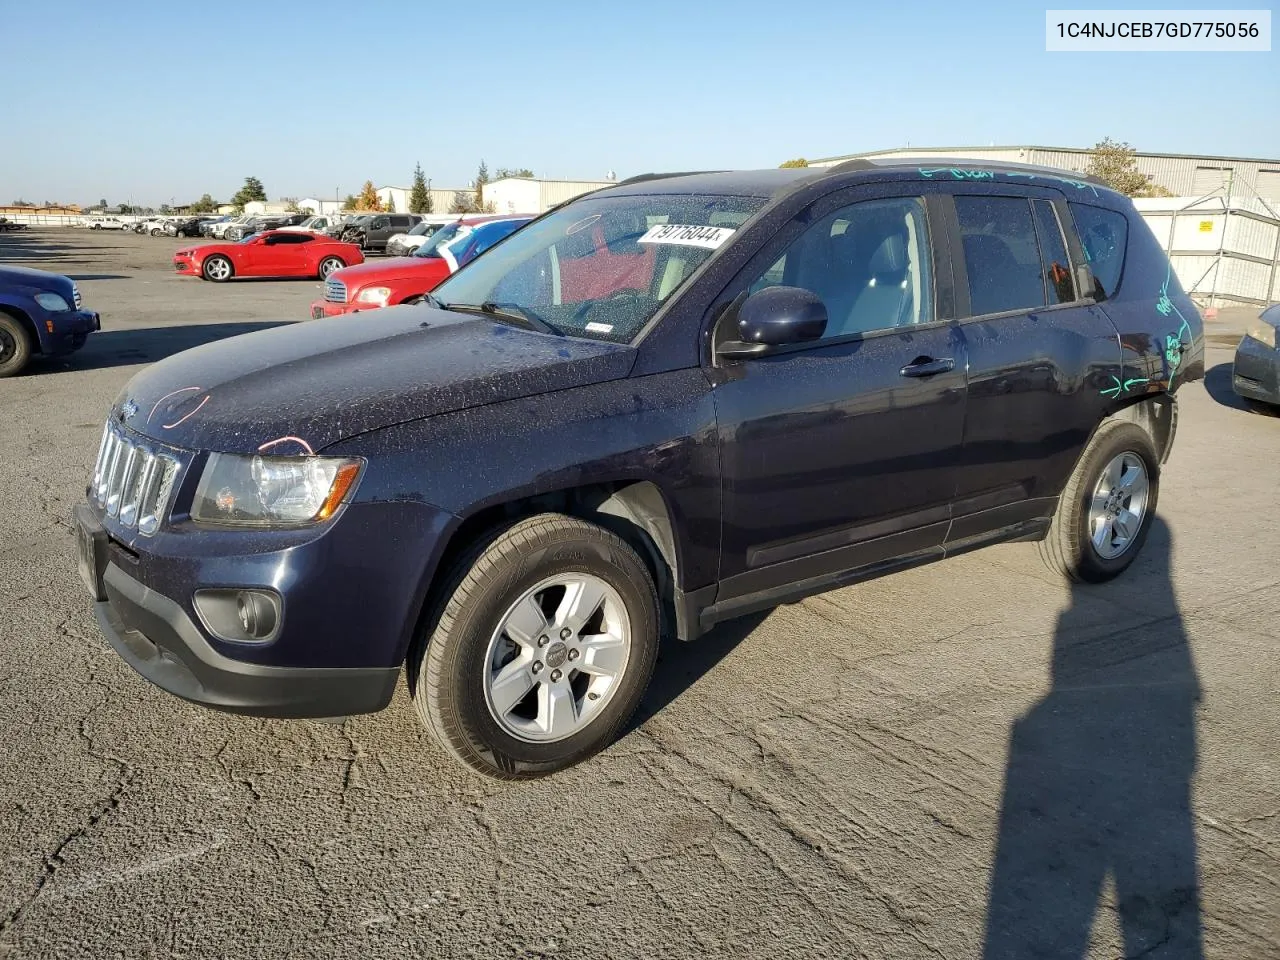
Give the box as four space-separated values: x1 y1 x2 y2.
1088 452 1149 559
483 574 632 743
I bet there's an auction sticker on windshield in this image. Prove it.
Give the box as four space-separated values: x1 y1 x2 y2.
637 224 735 249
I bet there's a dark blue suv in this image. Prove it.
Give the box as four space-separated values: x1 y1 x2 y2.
0 265 100 376
75 161 1205 778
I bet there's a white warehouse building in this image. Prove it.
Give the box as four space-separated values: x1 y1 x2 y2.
808 145 1280 200
482 177 617 215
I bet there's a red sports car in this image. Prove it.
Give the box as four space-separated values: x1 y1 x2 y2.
173 231 363 282
310 215 530 318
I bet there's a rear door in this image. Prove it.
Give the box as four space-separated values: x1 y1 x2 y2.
710 186 968 601
941 189 1120 545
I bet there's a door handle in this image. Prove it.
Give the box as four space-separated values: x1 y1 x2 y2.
900 357 955 378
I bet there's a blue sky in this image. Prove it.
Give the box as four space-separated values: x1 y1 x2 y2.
3 0 1276 206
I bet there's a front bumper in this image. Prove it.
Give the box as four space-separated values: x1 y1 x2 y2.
42 309 100 356
173 258 199 276
310 299 367 319
75 503 406 718
1233 335 1280 405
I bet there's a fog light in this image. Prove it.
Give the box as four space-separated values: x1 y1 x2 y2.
194 588 282 644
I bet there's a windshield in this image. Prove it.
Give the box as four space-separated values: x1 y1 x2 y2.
413 222 466 258
237 233 259 244
430 194 765 343
406 220 435 237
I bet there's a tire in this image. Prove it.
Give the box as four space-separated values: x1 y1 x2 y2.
150 228 163 236
202 255 233 282
317 256 345 279
0 312 33 378
90 224 100 230
410 513 660 779
1040 420 1160 583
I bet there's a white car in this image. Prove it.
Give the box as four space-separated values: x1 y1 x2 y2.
138 219 172 236
86 217 129 230
209 215 253 239
278 215 333 234
385 215 460 256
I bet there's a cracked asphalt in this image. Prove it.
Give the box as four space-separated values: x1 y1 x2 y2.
1 230 1278 959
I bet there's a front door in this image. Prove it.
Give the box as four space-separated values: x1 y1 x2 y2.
712 191 968 601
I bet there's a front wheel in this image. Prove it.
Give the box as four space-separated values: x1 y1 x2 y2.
0 313 33 378
317 256 344 279
150 228 163 236
1040 421 1159 582
202 255 233 282
90 224 100 230
411 514 660 779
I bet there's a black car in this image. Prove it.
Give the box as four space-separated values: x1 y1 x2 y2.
1232 304 1280 408
344 213 424 252
166 217 212 238
75 161 1204 779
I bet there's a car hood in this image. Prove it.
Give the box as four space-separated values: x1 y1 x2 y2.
332 257 442 286
113 306 636 453
0 264 74 297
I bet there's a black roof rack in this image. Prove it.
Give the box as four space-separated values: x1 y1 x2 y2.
841 156 1110 188
614 171 728 187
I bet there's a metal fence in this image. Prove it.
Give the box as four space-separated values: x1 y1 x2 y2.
1135 185 1280 306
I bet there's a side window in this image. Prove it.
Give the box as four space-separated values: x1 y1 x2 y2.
1032 200 1075 304
746 197 933 338
955 196 1047 316
392 216 410 228
372 217 388 229
1068 203 1129 299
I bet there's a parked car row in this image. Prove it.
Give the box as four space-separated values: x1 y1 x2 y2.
312 214 531 316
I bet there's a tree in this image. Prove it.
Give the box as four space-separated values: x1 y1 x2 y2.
382 193 395 213
230 176 268 211
493 167 534 179
450 190 480 214
408 162 432 214
474 159 489 209
189 194 218 213
779 158 809 168
1084 139 1172 197
355 180 381 211
283 197 300 213
159 203 172 214
341 194 359 211
98 198 108 211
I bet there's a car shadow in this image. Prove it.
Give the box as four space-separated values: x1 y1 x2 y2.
628 610 771 734
66 274 132 281
984 516 1204 958
1201 360 1279 416
31 322 294 373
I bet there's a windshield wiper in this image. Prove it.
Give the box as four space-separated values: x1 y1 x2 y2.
439 301 562 336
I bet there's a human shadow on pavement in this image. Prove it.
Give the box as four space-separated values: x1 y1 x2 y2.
984 516 1204 959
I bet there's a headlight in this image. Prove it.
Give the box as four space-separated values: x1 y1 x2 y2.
192 453 363 526
355 287 392 305
34 292 72 312
1246 319 1277 349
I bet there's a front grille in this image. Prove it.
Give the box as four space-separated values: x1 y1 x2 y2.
72 285 82 309
324 278 347 303
89 424 179 537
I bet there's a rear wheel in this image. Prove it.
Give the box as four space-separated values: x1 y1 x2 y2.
203 255 233 282
318 256 344 279
0 313 33 378
150 228 163 236
1040 421 1159 582
410 514 660 779
90 224 100 230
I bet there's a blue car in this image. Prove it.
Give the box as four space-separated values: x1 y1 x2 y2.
76 161 1204 779
0 264 101 376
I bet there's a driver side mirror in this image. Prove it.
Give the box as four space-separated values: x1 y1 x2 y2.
716 286 828 359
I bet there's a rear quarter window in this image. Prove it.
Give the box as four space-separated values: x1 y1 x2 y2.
1068 203 1129 299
